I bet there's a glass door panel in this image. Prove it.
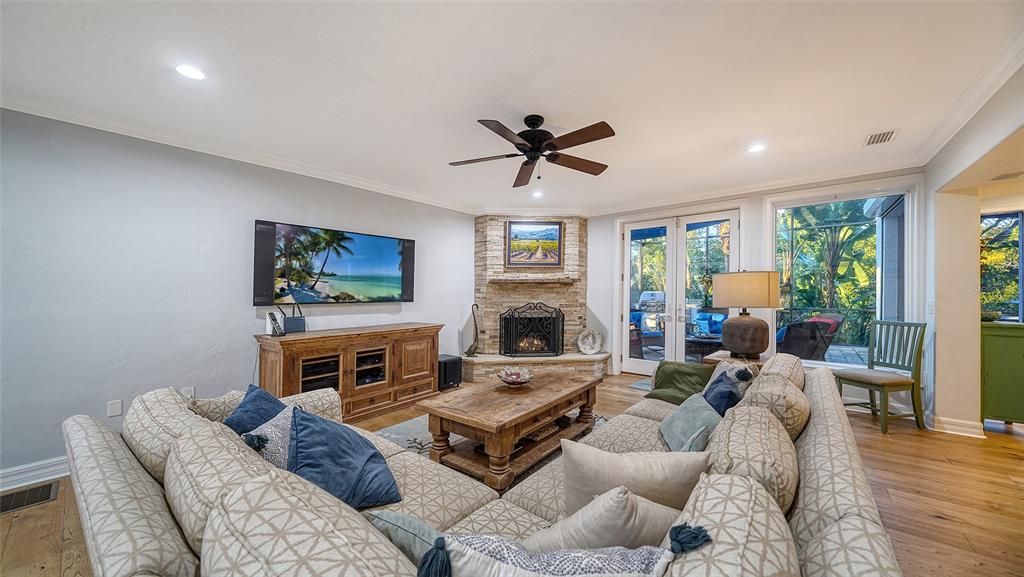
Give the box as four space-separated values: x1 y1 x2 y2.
678 212 740 362
622 220 676 375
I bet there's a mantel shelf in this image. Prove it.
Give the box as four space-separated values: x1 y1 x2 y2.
487 275 578 284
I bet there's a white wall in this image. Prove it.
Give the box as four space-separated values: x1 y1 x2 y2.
0 110 475 471
922 64 1024 436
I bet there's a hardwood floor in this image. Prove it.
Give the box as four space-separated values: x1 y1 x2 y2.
2 372 1021 577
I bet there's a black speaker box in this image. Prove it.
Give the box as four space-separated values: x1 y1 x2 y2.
438 354 462 390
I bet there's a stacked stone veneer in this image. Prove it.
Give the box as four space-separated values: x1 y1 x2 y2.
474 215 587 355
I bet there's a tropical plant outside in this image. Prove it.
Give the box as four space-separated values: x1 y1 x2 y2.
980 213 1022 320
776 198 889 347
274 224 405 304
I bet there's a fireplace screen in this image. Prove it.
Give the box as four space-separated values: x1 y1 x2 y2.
500 302 564 357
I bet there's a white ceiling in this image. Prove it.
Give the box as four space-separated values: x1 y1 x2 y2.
3 2 1023 216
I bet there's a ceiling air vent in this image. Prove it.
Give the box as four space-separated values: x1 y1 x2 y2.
991 171 1024 181
864 130 898 146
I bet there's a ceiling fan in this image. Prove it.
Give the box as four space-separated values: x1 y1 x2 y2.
449 114 615 187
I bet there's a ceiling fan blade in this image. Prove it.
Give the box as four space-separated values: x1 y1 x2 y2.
546 152 608 176
546 121 615 151
479 119 530 147
513 160 537 187
449 153 522 166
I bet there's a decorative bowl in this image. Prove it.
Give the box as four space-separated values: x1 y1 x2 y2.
981 311 1003 322
497 366 534 387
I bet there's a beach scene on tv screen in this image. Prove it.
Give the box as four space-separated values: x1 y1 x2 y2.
274 224 405 304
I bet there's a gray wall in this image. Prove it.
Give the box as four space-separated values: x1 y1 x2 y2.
0 110 475 470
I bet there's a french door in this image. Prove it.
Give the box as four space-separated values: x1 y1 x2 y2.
621 211 740 375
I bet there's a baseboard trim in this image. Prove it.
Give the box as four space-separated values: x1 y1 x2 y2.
0 456 70 493
930 416 987 438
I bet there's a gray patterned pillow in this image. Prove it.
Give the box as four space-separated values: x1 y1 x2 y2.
442 533 673 577
739 374 811 440
241 404 295 468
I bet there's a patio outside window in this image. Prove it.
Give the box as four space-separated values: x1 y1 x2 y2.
775 194 905 364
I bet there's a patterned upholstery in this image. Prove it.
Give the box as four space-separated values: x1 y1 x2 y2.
63 415 198 577
789 369 886 550
192 387 343 423
121 387 211 484
739 374 811 440
663 473 800 577
622 398 678 422
202 468 417 577
759 353 806 390
447 498 552 540
501 457 566 524
707 406 799 513
350 427 406 459
366 451 498 530
799 516 902 577
163 420 275 553
580 414 670 453
190 390 245 422
281 387 344 421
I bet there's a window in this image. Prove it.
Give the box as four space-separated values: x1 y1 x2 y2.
775 194 905 363
980 212 1022 322
684 220 731 308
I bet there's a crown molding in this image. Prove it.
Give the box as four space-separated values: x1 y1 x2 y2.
1 100 478 215
914 23 1024 165
583 164 925 218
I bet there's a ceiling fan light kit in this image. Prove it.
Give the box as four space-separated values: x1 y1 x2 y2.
449 114 615 187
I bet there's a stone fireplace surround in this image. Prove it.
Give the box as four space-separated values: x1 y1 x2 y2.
463 215 609 382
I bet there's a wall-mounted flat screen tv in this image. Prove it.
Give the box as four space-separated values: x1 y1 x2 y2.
253 220 414 306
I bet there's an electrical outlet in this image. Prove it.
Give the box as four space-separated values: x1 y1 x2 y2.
181 386 195 400
107 399 123 418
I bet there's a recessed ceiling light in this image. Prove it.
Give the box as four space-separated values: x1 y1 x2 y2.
747 143 766 153
532 191 543 198
175 64 205 80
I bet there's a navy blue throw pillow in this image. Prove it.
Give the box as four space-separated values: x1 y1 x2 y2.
703 373 742 416
288 408 401 509
223 384 286 435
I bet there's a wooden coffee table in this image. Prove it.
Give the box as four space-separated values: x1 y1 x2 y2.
415 372 601 491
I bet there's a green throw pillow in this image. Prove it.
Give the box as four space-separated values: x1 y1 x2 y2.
644 361 715 405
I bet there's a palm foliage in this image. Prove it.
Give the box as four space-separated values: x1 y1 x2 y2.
980 214 1021 318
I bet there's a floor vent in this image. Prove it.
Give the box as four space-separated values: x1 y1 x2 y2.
864 130 898 146
991 171 1024 181
0 481 59 514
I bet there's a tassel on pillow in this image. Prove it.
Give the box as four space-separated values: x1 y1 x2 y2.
417 537 451 577
668 523 711 554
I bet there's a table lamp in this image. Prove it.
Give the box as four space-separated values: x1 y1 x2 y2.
712 271 780 359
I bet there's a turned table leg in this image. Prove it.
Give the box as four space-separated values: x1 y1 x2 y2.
428 414 451 462
483 429 515 491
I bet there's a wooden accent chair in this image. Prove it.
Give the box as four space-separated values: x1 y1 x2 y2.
833 320 927 433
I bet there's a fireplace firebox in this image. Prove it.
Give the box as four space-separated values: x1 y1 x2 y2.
499 302 564 357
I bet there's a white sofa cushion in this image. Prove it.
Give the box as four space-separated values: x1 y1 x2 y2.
446 498 551 541
202 468 417 577
121 387 211 484
663 473 799 577
163 419 275 553
707 406 799 513
63 415 199 577
739 374 811 440
561 439 708 513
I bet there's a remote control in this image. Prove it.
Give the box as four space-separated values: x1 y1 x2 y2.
268 312 286 336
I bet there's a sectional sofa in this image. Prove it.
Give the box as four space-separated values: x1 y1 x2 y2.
62 359 902 576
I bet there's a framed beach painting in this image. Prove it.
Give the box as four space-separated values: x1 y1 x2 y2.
506 220 564 268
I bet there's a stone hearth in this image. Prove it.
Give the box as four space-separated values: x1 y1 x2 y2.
462 353 610 383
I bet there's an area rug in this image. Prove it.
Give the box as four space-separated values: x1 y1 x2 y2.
629 378 652 391
376 409 608 456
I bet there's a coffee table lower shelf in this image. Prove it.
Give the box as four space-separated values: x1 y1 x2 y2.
436 420 591 491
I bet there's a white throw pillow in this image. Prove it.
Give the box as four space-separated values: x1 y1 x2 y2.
561 439 709 513
521 486 680 552
240 404 295 469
